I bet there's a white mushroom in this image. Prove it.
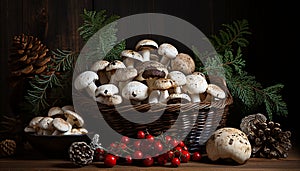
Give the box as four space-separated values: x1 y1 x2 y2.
96 94 122 106
166 93 191 104
51 118 72 135
95 84 119 97
64 110 84 128
61 105 75 112
158 43 178 66
90 59 110 85
74 71 99 99
37 117 54 135
121 81 149 104
148 90 161 104
167 70 186 94
135 39 158 62
205 84 226 102
206 127 252 164
106 60 126 83
109 68 137 91
120 50 144 68
182 74 208 103
48 106 64 118
152 78 176 104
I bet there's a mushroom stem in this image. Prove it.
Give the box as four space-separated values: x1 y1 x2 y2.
190 93 201 103
118 80 130 92
146 78 157 92
86 83 97 100
160 56 170 66
148 90 160 103
123 58 135 68
159 90 169 103
141 50 150 62
174 86 182 94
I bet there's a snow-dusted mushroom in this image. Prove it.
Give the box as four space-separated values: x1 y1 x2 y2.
120 50 144 68
167 71 186 94
51 118 72 135
158 43 178 66
37 117 54 135
170 53 195 75
90 60 110 85
95 84 119 97
96 94 122 106
153 78 175 103
64 110 84 128
74 71 99 99
135 39 158 62
205 84 226 102
122 81 149 104
206 127 252 164
48 106 64 118
109 68 137 91
182 74 208 103
106 60 126 83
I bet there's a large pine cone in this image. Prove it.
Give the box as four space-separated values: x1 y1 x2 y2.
8 34 54 84
69 141 94 167
0 139 16 157
240 113 292 159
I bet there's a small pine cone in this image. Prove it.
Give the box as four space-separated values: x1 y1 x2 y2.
240 113 292 159
0 139 16 157
69 141 94 167
8 34 54 85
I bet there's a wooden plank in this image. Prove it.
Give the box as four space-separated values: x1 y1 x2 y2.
47 0 93 52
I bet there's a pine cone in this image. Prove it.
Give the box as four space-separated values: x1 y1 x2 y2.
0 139 16 157
240 113 292 159
69 141 94 167
8 34 54 85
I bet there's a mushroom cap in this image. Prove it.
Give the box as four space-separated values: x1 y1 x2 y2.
153 78 175 90
135 61 168 81
121 50 144 62
167 71 187 86
192 71 206 79
95 84 119 97
74 71 98 90
167 93 191 104
52 118 71 132
206 84 226 99
182 74 208 94
170 53 195 75
90 60 110 72
64 110 84 127
121 81 149 101
135 39 158 51
158 43 178 59
61 105 75 112
29 116 44 128
48 106 64 117
206 127 252 164
106 60 126 71
38 117 54 130
113 68 138 82
96 94 122 106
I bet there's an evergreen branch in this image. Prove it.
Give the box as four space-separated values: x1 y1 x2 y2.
210 19 251 53
78 9 120 42
51 49 78 71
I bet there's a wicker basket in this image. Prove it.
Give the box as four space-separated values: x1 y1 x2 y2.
73 75 233 153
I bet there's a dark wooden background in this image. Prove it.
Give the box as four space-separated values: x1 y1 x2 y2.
0 0 297 143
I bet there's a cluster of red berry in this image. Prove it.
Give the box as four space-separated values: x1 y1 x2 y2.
94 130 202 167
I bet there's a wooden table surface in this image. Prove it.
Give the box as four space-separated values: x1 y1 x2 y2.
1 146 300 171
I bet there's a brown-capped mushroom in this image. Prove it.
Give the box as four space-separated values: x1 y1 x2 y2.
170 53 195 75
153 78 176 103
135 39 158 62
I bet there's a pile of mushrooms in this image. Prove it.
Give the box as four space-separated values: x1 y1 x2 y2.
24 105 88 136
74 39 227 106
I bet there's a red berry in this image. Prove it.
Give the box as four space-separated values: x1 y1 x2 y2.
167 150 174 160
154 140 163 152
137 130 145 139
125 155 133 164
171 157 181 167
174 146 182 157
178 141 185 148
192 151 202 161
180 150 191 163
170 138 179 147
143 155 154 167
121 136 130 144
146 134 155 144
157 155 167 165
133 150 143 159
104 154 117 167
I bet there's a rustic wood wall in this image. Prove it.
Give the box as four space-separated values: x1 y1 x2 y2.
0 0 297 140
